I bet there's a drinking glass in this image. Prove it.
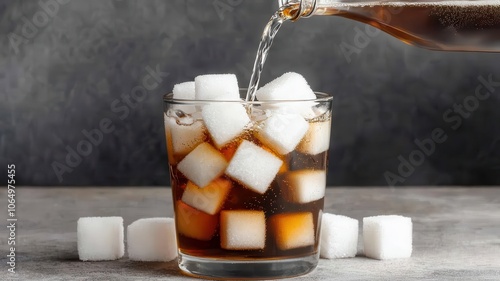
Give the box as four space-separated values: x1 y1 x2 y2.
163 89 333 279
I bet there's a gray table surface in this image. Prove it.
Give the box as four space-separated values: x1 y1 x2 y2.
1 187 499 280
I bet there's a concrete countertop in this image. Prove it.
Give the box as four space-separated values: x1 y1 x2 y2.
1 187 499 280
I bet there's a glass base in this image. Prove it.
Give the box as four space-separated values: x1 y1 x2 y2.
178 252 319 279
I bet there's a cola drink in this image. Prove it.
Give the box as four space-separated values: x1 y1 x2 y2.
281 0 500 52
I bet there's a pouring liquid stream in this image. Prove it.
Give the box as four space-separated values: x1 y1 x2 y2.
246 6 293 102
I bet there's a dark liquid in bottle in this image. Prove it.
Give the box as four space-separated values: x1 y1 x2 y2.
286 1 500 52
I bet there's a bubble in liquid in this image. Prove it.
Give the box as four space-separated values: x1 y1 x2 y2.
167 109 195 125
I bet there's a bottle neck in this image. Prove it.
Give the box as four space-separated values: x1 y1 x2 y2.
280 0 318 20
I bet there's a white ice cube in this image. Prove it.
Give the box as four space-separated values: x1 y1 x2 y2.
363 215 413 260
177 143 228 188
220 210 266 250
225 140 283 194
256 72 316 101
202 103 250 148
269 212 315 251
127 218 177 262
181 178 232 215
279 170 326 204
195 74 240 100
256 113 309 155
320 213 359 259
297 121 331 155
77 217 124 261
173 81 195 100
165 116 205 156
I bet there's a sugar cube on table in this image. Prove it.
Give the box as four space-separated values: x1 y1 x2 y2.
202 103 250 148
127 218 177 262
195 74 240 100
176 200 218 241
297 121 331 155
165 117 205 157
77 217 124 261
363 215 413 260
279 170 326 204
269 212 315 251
225 140 283 194
256 113 309 155
177 143 228 188
220 210 266 250
320 213 359 259
173 81 195 100
181 178 232 215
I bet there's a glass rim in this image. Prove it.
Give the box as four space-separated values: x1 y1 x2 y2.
163 89 332 105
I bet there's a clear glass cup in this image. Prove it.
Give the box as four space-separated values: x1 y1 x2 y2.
163 89 333 279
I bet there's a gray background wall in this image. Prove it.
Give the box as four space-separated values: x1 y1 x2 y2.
1 0 500 187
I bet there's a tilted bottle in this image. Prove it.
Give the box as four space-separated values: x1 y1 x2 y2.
279 0 500 52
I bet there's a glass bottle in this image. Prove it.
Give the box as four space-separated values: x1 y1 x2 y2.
279 0 500 52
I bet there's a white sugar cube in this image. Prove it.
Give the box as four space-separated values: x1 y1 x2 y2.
181 178 232 215
269 212 315 251
279 170 326 203
297 121 331 155
225 140 283 194
265 103 317 120
256 113 309 155
77 217 124 261
220 210 266 250
256 72 316 117
172 81 197 114
165 117 205 156
202 103 250 148
173 81 195 100
195 74 240 100
127 218 177 262
320 214 359 259
177 143 228 188
363 215 413 260
256 72 316 101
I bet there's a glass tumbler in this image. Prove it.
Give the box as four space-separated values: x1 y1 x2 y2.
163 89 332 279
